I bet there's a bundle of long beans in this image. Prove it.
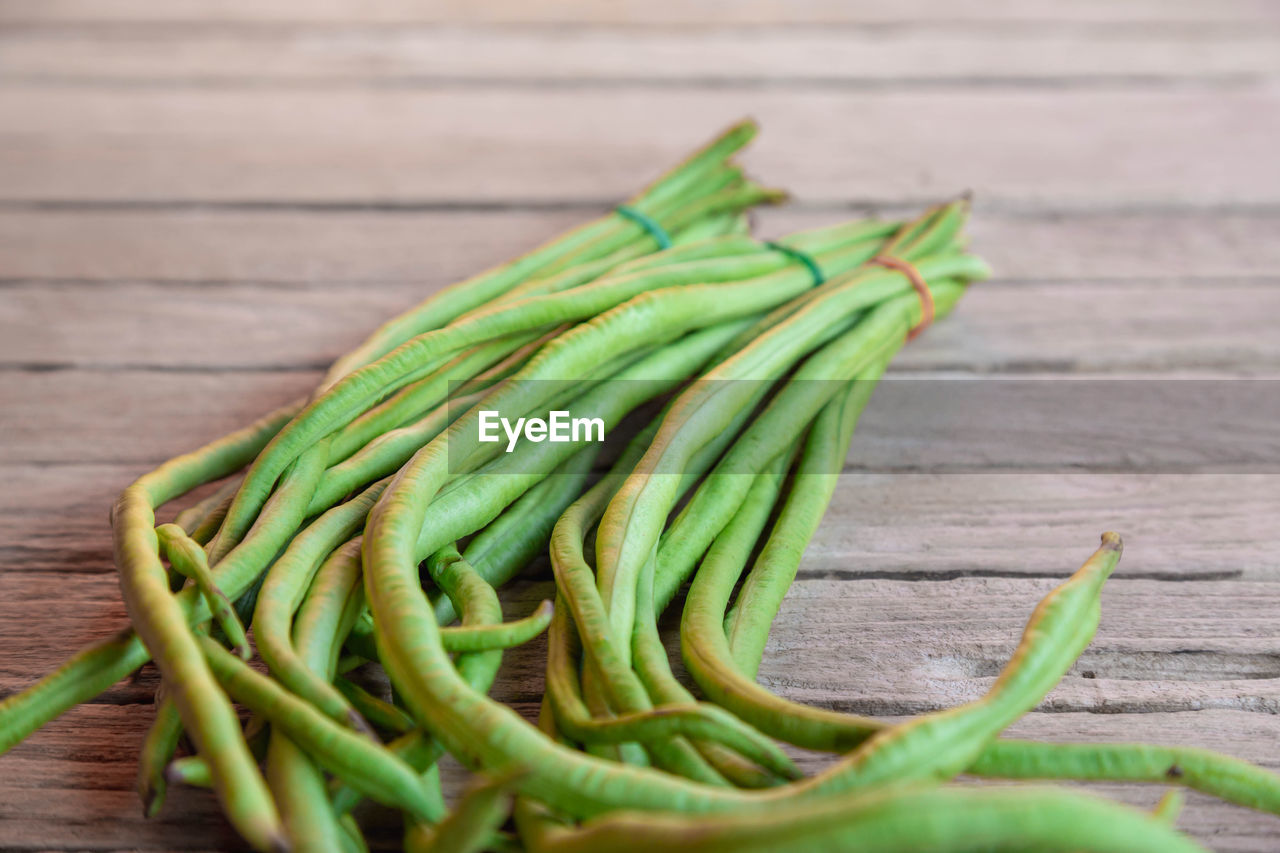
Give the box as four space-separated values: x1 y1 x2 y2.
3 121 1278 852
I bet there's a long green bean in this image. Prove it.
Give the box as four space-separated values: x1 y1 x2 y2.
527 785 1208 853
14 127 1279 853
597 206 980 656
723 364 887 676
155 524 250 659
136 692 184 817
266 505 379 853
199 636 444 823
0 400 301 755
318 120 762 387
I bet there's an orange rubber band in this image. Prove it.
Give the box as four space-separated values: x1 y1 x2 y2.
872 255 934 341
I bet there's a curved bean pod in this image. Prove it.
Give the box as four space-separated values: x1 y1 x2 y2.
319 120 761 386
219 213 920 562
253 481 388 732
328 330 549 466
527 784 1208 853
546 600 792 781
444 600 555 652
165 754 212 789
172 476 242 546
632 552 799 782
596 260 980 660
0 400 300 754
198 636 444 823
404 771 520 853
333 676 416 736
723 362 887 676
215 185 789 553
629 444 801 787
433 446 598 626
136 693 184 817
115 469 297 849
546 428 750 781
801 533 1124 796
267 514 378 853
155 524 249 659
328 554 508 816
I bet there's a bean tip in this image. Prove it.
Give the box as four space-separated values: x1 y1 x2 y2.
725 116 759 140
759 187 789 206
773 761 804 782
138 785 162 818
1099 531 1123 552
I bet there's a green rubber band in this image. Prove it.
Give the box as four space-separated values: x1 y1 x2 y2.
766 241 825 287
615 205 673 250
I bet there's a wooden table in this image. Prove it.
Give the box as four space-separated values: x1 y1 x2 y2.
2 2 1278 849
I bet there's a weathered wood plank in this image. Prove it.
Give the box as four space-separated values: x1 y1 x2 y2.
748 577 1280 713
806 473 1280 581
2 280 400 369
4 462 1279 582
1 89 1276 206
4 572 1280 714
469 577 1280 717
4 28 1277 84
6 547 1280 701
2 0 1275 26
6 278 1280 464
3 703 1276 851
0 209 585 283
2 356 1276 472
2 570 1279 850
5 209 1279 283
6 279 1280 371
0 370 317 465
0 0 1274 848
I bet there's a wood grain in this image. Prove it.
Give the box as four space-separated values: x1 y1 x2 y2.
4 574 1280 725
6 279 1280 371
2 1 1278 850
3 574 1279 848
4 364 1278 473
4 704 1278 851
2 88 1277 207
4 463 1278 579
3 0 1277 26
0 370 315 465
6 209 1280 283
3 27 1277 85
